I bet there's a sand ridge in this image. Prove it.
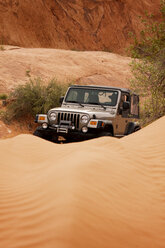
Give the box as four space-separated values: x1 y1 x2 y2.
0 117 165 248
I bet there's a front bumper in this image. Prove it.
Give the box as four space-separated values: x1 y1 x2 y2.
35 114 109 140
39 124 104 140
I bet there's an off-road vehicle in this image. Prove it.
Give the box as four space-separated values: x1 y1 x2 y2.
34 85 141 142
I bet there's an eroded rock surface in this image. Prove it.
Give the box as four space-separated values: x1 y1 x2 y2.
0 46 131 93
0 0 160 52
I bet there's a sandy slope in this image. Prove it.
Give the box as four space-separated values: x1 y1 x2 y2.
0 117 165 248
0 46 131 93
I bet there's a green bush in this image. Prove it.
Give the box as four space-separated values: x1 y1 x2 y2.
0 93 8 100
128 0 165 59
129 0 165 124
130 59 165 124
5 78 69 121
0 45 5 51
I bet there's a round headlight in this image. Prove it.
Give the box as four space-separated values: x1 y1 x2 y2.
49 112 57 121
42 122 48 129
82 127 88 133
81 115 89 124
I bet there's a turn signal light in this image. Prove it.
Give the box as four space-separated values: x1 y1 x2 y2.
39 116 45 121
90 121 97 125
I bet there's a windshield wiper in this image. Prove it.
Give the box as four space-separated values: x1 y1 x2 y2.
66 100 84 107
88 102 106 110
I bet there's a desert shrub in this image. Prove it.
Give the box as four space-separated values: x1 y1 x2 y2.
43 79 68 112
0 93 8 100
0 45 5 51
130 59 165 124
129 0 165 124
25 69 31 77
5 78 69 121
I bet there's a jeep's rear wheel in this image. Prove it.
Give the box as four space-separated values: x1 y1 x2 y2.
134 126 141 132
98 132 112 137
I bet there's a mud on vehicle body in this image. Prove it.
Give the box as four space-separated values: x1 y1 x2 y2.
34 85 141 142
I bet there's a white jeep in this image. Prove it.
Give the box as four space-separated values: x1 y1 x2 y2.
34 85 141 142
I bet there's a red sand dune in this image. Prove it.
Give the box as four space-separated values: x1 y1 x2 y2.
0 116 165 248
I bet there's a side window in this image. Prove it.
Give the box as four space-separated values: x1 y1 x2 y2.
120 93 130 117
131 95 139 117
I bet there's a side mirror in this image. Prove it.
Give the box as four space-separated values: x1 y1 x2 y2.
123 101 130 110
59 96 64 104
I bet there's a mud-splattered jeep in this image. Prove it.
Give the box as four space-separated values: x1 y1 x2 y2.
34 85 141 142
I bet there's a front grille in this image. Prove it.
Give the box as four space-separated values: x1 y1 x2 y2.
57 112 80 129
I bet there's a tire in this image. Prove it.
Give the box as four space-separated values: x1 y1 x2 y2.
134 126 141 133
33 130 46 139
33 127 55 142
63 137 75 143
98 132 112 137
125 123 141 135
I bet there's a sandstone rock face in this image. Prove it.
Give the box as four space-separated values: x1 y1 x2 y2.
0 46 131 93
0 0 160 52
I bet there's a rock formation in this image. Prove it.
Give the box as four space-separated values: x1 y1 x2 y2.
0 0 160 52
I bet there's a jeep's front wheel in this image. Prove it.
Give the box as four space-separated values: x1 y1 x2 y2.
33 127 55 142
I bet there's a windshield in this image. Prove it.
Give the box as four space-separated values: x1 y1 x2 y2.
65 88 119 106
